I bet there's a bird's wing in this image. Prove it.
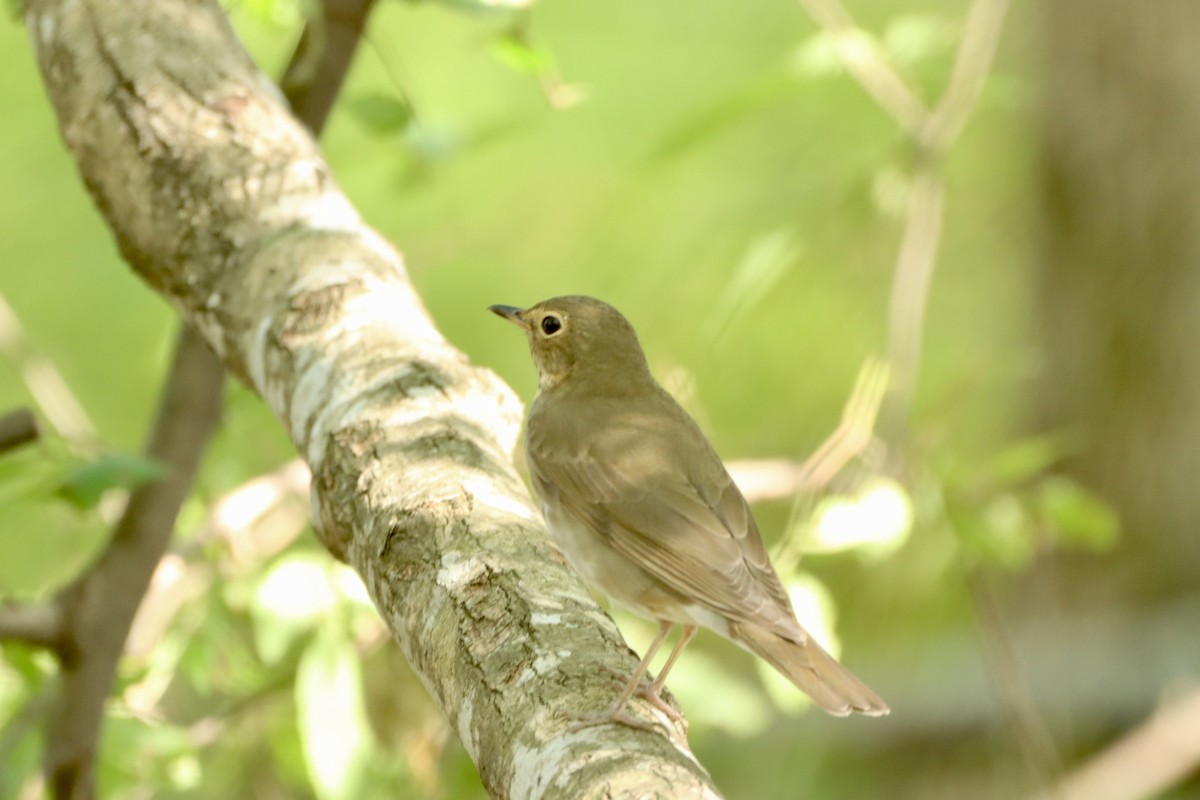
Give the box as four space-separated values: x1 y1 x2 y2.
526 401 802 640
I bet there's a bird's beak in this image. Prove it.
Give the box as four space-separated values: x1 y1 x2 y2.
488 305 527 328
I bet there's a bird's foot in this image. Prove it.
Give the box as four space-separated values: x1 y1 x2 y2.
590 666 685 726
632 684 684 724
564 704 662 734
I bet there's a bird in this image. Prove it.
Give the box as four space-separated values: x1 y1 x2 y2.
489 295 889 730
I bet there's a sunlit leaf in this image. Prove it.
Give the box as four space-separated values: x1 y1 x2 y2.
809 477 913 558
492 34 553 75
251 553 338 663
297 631 371 800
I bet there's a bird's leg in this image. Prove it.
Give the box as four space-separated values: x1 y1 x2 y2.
635 625 697 719
567 621 675 732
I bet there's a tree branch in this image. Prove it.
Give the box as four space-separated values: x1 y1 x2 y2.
0 408 39 455
0 292 96 450
43 326 224 799
281 0 376 133
794 0 927 135
0 601 63 651
794 0 1011 433
23 0 722 795
1026 686 1200 800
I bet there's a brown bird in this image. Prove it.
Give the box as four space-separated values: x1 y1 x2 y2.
490 296 889 729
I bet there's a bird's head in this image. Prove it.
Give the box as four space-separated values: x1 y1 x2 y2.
489 295 651 392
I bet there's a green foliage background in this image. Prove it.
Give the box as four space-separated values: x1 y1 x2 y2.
0 0 1143 798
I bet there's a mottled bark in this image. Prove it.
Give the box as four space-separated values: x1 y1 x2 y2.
22 0 721 796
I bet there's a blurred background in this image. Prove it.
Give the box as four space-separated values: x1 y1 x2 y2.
2 0 1198 797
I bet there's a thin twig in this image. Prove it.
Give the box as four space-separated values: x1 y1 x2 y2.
727 359 888 501
794 0 928 135
0 293 96 450
922 0 1013 151
968 572 1064 790
794 0 1011 433
0 407 40 455
883 164 945 428
43 327 224 799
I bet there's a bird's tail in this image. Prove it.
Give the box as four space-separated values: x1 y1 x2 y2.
730 622 890 717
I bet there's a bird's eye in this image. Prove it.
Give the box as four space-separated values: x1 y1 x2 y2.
540 315 562 335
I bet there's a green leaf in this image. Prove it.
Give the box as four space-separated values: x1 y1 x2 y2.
986 433 1073 486
251 554 338 664
807 477 913 558
947 494 1035 571
296 630 371 800
56 452 168 510
1036 476 1120 551
346 93 413 135
491 34 553 75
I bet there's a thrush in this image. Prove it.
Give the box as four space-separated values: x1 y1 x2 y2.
489 295 889 730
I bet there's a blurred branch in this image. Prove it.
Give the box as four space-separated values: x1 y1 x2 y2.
0 407 40 455
794 0 1011 433
728 359 888 501
43 326 224 800
0 601 63 651
922 0 1012 152
1027 685 1200 800
794 0 927 135
968 573 1063 790
0 292 96 450
281 0 377 133
884 0 1009 427
25 0 720 795
883 164 945 428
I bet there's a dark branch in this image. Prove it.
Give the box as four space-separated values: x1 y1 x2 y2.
44 327 224 799
0 407 40 455
0 601 63 651
282 0 377 134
